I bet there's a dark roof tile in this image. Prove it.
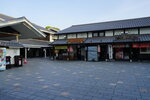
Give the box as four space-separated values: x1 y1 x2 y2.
58 17 150 34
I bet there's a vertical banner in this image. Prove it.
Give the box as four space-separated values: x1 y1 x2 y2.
108 45 113 60
0 48 6 71
98 45 101 53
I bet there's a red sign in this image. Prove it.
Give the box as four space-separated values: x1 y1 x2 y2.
132 43 150 48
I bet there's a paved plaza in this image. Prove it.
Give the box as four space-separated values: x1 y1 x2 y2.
0 58 150 100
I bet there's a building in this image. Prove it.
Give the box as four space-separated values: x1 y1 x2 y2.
52 17 150 61
0 14 57 60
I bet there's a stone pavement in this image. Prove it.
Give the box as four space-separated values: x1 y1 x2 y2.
0 58 150 100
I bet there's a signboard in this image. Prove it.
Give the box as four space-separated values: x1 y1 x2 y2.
0 48 6 71
116 34 138 40
67 38 85 43
55 46 67 49
113 45 129 48
132 43 150 48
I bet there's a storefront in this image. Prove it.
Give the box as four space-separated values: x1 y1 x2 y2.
132 43 150 61
113 44 131 60
54 46 68 60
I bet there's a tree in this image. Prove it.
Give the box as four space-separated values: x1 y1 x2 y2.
46 26 60 30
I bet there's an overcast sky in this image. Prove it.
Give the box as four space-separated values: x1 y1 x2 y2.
1 0 150 30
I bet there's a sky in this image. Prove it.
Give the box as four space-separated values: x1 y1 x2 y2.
1 0 150 30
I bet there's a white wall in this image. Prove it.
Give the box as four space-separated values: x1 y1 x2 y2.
6 48 20 64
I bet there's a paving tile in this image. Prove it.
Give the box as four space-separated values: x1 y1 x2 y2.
0 58 150 100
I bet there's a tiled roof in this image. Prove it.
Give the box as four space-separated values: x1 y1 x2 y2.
58 17 150 34
0 40 23 48
52 39 67 45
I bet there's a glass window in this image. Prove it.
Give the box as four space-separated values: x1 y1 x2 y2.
125 29 138 34
77 33 87 38
99 32 105 37
67 34 76 39
114 30 124 35
88 32 93 38
140 28 150 34
58 35 66 39
93 33 99 37
105 31 113 36
140 48 150 54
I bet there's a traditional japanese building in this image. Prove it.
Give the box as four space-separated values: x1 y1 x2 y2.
0 14 56 60
52 17 150 61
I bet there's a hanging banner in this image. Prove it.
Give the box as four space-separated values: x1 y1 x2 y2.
97 45 101 53
0 48 6 71
67 46 73 52
108 45 113 59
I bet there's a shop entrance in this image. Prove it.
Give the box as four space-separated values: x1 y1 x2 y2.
68 45 85 60
87 46 98 61
99 45 107 61
113 45 130 60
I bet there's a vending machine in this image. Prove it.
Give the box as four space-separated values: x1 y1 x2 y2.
0 48 6 71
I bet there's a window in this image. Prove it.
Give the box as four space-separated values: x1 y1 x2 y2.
140 48 150 54
114 30 124 35
140 28 150 34
77 33 87 38
99 32 105 37
93 32 99 37
88 32 93 38
53 35 58 40
58 35 66 39
105 31 113 36
67 34 76 39
125 29 138 34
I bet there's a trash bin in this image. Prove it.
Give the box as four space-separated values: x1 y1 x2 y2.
6 56 11 69
14 56 23 67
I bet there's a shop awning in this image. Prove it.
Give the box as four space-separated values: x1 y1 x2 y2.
0 40 23 48
14 39 50 48
22 44 49 48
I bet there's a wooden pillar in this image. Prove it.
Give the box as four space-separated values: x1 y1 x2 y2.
16 35 19 42
129 45 132 62
25 48 27 59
